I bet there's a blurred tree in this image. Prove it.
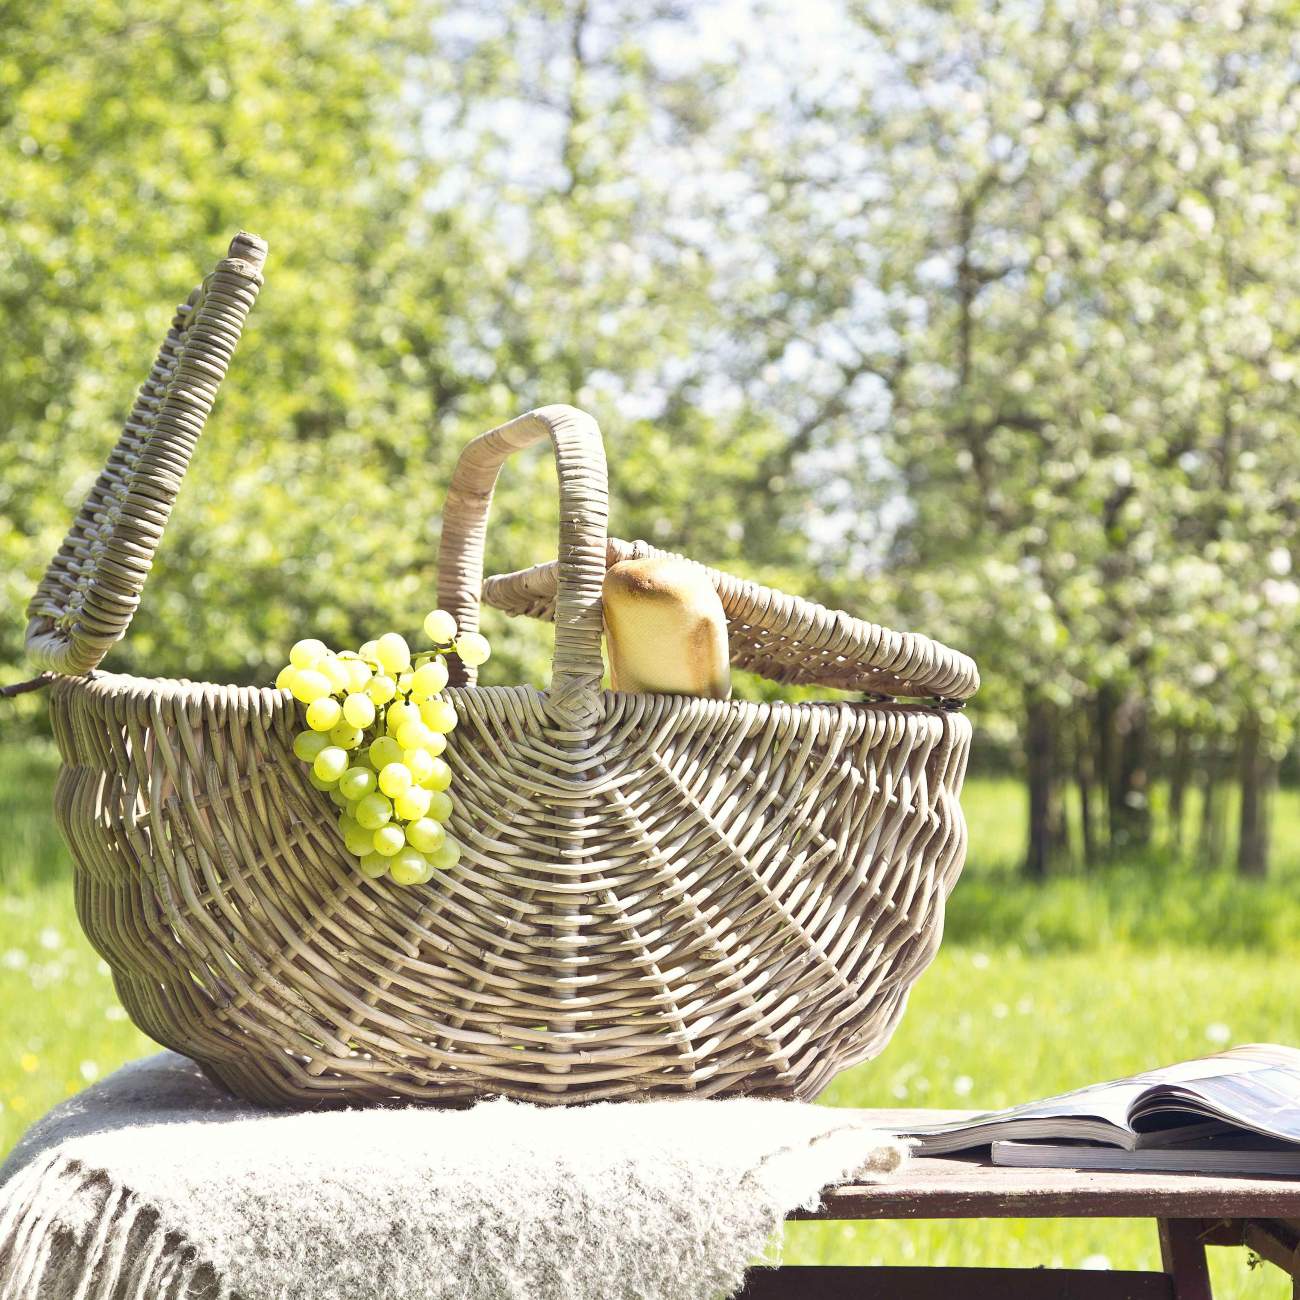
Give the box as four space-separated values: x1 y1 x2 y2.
0 0 810 713
3 0 1297 882
715 0 1300 874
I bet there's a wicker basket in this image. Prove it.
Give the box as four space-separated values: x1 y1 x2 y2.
26 233 978 1107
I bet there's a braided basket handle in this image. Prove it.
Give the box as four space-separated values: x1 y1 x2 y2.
437 406 608 724
25 233 266 676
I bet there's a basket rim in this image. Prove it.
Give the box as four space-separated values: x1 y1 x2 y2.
50 670 973 721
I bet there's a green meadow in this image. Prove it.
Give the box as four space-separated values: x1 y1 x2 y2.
2 739 1296 1296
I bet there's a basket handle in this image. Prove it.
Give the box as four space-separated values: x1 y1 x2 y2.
436 405 607 725
25 232 266 676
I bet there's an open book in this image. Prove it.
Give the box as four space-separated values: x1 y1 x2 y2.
896 1045 1300 1173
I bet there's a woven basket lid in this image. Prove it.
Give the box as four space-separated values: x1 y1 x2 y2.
25 233 266 677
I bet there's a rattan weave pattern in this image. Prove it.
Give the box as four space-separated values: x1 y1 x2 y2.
30 233 976 1107
26 233 266 677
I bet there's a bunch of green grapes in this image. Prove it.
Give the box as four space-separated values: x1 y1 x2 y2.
274 610 490 887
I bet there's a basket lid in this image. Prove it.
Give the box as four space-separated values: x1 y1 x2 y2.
25 233 266 676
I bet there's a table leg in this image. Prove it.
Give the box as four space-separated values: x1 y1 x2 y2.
1158 1219 1213 1300
1237 1219 1300 1297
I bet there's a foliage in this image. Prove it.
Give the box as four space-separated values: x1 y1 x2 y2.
3 0 1297 874
0 0 810 718
793 2 1300 871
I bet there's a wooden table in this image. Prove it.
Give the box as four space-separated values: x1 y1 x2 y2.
739 1109 1300 1299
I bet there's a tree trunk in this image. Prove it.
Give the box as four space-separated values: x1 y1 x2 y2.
1106 690 1152 854
1075 705 1098 869
1097 681 1118 852
1196 749 1226 871
1237 713 1275 879
1025 693 1069 879
1167 726 1192 858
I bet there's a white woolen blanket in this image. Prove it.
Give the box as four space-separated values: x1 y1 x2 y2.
0 1053 905 1300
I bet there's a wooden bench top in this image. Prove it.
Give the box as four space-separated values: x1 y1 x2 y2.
801 1109 1300 1222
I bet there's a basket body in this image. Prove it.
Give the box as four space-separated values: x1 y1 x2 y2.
52 671 970 1106
31 236 978 1108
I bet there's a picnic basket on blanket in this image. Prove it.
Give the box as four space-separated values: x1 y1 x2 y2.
25 232 978 1108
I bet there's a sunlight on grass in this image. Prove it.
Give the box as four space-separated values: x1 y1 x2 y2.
1 740 1297 1295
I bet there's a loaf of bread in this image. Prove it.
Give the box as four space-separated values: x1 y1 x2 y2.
602 557 731 698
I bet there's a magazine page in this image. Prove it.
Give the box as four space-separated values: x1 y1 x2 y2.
897 1076 1157 1150
899 1046 1300 1153
1131 1046 1300 1145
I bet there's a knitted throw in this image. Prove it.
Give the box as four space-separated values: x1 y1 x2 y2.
0 1053 905 1300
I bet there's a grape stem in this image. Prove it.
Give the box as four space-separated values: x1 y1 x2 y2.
1 672 54 699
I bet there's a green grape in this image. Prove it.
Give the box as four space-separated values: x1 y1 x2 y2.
378 762 413 798
357 851 390 879
313 746 349 783
275 665 298 692
405 817 446 854
388 847 428 886
368 736 403 770
420 699 457 733
355 792 393 829
397 671 414 695
372 824 405 856
343 658 373 692
429 837 462 870
308 769 334 791
329 721 365 750
386 701 421 734
290 670 331 704
454 632 491 668
366 674 397 706
395 719 434 751
345 827 375 856
358 639 380 663
292 730 331 763
426 790 453 823
290 638 329 670
423 756 453 792
318 655 351 694
404 747 435 785
338 813 367 848
339 766 377 801
329 784 350 809
394 785 431 820
342 693 376 728
424 609 458 644
375 632 411 674
306 696 342 732
409 658 449 699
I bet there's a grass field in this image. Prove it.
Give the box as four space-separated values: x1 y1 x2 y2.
2 738 1297 1295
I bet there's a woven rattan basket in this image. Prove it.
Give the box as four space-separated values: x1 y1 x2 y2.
26 233 978 1107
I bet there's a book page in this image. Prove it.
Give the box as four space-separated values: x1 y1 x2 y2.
899 1045 1300 1150
1133 1054 1300 1145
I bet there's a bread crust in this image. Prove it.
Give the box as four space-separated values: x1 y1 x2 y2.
602 558 731 698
